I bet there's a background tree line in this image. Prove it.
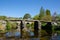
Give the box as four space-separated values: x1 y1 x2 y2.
0 7 60 21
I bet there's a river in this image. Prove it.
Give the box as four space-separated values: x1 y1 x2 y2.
51 34 60 40
1 32 60 40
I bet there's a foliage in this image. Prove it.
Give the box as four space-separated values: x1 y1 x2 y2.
52 24 56 34
41 30 48 37
33 7 52 22
6 21 12 30
11 22 17 29
19 17 22 19
56 14 60 20
0 16 7 20
41 9 52 22
31 22 34 29
41 15 52 22
57 31 60 34
26 23 31 29
41 22 47 26
33 14 39 20
23 13 31 19
6 21 17 32
39 7 45 20
46 9 51 16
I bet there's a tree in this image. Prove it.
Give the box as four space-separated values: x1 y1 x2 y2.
41 9 52 22
23 13 31 19
46 9 51 16
0 16 7 20
19 17 22 19
33 14 39 20
39 7 45 20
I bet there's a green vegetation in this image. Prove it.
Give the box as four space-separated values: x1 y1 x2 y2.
6 21 17 32
26 23 31 29
0 16 7 20
23 13 31 19
39 7 45 20
42 9 52 22
6 21 12 31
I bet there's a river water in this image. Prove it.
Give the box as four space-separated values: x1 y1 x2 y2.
1 32 60 40
5 32 40 40
51 34 60 40
5 31 34 37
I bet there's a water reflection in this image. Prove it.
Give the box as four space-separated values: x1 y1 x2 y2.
51 34 60 40
5 31 34 38
29 31 34 36
5 32 21 37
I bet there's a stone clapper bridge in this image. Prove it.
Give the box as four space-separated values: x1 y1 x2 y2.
5 19 41 38
0 19 53 40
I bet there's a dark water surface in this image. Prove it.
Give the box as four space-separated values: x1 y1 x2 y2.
5 32 21 37
5 31 34 37
5 32 40 40
51 34 60 40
